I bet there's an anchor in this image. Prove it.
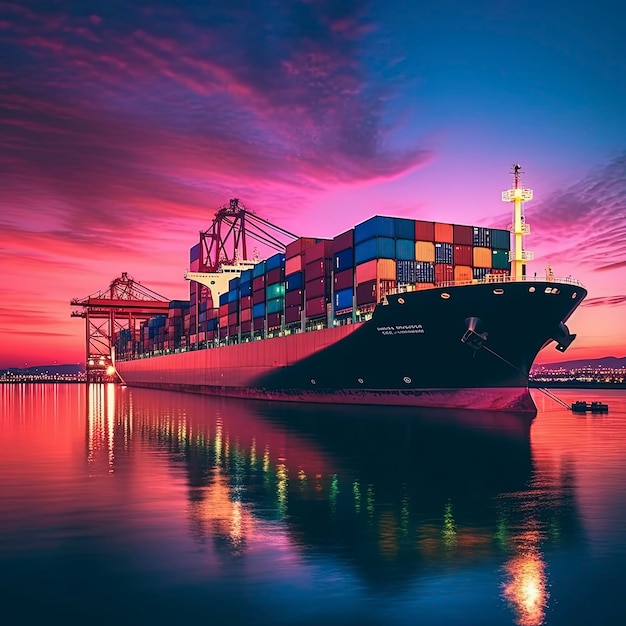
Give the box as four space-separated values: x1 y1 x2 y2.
461 317 488 351
552 321 576 353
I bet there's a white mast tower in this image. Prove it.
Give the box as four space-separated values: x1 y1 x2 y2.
502 164 534 281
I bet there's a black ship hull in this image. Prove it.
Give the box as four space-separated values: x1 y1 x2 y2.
116 279 586 413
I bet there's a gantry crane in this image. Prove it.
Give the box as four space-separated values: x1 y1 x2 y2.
71 272 170 382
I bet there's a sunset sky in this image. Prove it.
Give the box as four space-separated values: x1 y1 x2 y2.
1 0 624 369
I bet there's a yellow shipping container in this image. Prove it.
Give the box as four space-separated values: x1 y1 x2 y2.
415 241 435 262
454 265 473 282
473 247 492 268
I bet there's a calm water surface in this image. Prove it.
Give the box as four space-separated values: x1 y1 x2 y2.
1 384 625 625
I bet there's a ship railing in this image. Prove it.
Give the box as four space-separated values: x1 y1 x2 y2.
393 274 584 295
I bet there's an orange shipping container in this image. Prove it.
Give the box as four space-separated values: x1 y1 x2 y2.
414 282 436 291
473 247 492 268
454 265 473 282
415 241 435 262
434 222 454 243
355 258 396 284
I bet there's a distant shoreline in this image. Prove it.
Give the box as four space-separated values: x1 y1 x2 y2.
530 381 626 390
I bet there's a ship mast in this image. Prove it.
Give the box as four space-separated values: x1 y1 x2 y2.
502 164 534 280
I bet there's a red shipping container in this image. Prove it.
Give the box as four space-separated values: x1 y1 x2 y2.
253 275 265 291
286 237 317 259
206 330 217 341
379 279 397 299
219 315 228 328
285 289 303 308
304 239 333 265
266 267 284 285
253 287 265 305
240 307 252 322
453 245 473 266
228 312 238 325
356 279 377 306
434 222 454 243
284 305 302 324
305 297 327 318
334 268 354 291
285 254 303 275
435 263 454 283
415 220 435 241
304 259 325 281
332 229 354 254
240 295 252 308
228 324 238 336
305 277 328 299
228 300 238 314
453 224 473 245
267 312 281 328
240 320 252 334
219 303 229 317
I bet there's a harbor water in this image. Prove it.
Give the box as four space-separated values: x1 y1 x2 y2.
1 384 625 625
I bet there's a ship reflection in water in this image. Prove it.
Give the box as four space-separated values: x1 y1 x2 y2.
79 384 584 625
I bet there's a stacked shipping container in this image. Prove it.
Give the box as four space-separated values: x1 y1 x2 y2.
117 217 512 358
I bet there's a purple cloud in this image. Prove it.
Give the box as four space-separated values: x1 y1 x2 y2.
581 295 626 308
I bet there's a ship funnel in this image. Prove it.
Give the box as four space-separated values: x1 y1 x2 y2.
461 317 488 350
553 322 576 353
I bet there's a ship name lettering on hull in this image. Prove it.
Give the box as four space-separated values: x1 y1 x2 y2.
376 324 424 336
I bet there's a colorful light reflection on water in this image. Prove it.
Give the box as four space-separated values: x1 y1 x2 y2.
1 384 625 625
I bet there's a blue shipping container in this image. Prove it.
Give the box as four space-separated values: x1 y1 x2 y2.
434 242 453 264
253 261 266 278
189 243 201 263
286 271 303 292
266 253 286 272
395 239 415 261
239 281 252 297
473 227 492 247
354 216 396 244
240 269 253 284
394 218 415 240
396 260 436 283
334 288 354 311
207 318 218 331
334 247 354 271
355 237 396 264
228 277 240 291
169 300 189 309
227 289 239 304
253 302 265 318
473 267 490 280
219 293 229 307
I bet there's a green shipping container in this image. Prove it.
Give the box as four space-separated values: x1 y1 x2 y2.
266 283 285 299
492 249 511 270
267 296 285 314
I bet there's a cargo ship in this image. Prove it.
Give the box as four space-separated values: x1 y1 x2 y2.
114 167 586 412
